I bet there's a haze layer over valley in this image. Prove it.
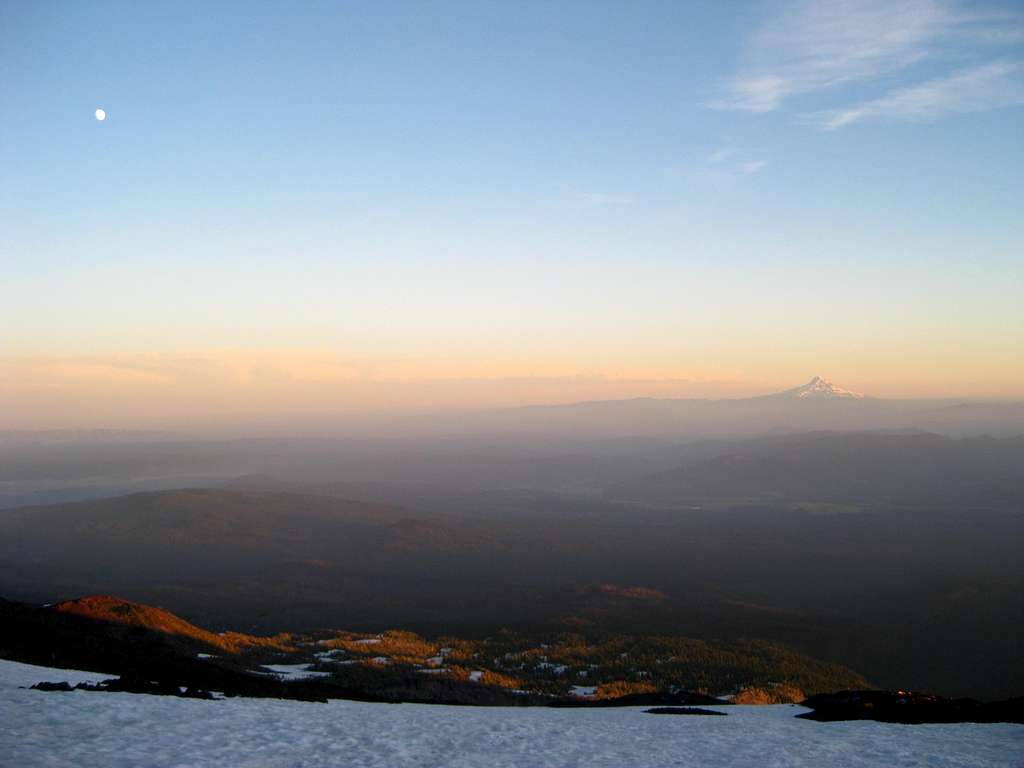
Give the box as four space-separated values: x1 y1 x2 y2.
3 379 1023 700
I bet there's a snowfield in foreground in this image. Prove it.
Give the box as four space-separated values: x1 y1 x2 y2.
2 660 1021 768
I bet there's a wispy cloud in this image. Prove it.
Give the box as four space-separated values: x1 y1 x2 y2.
710 0 1023 115
704 148 768 177
813 60 1024 129
707 146 740 164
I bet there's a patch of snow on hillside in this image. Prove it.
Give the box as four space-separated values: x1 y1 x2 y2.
2 659 1021 768
262 664 332 680
314 650 344 660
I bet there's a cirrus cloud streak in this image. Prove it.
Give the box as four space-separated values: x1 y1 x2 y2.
812 60 1024 129
709 0 1024 128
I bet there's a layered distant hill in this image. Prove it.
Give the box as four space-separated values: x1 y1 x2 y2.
3 377 1023 509
607 431 1024 507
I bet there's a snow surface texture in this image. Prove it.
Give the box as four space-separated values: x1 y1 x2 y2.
3 660 1022 768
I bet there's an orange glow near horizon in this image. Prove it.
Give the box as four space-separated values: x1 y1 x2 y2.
3 346 1023 431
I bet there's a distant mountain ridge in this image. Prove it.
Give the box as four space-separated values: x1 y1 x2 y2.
472 379 1024 439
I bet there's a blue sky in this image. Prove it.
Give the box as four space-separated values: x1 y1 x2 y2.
2 1 1023 424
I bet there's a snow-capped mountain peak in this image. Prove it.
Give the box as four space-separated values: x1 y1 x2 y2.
785 376 864 400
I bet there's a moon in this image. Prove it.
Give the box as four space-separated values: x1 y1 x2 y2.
95 108 106 121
